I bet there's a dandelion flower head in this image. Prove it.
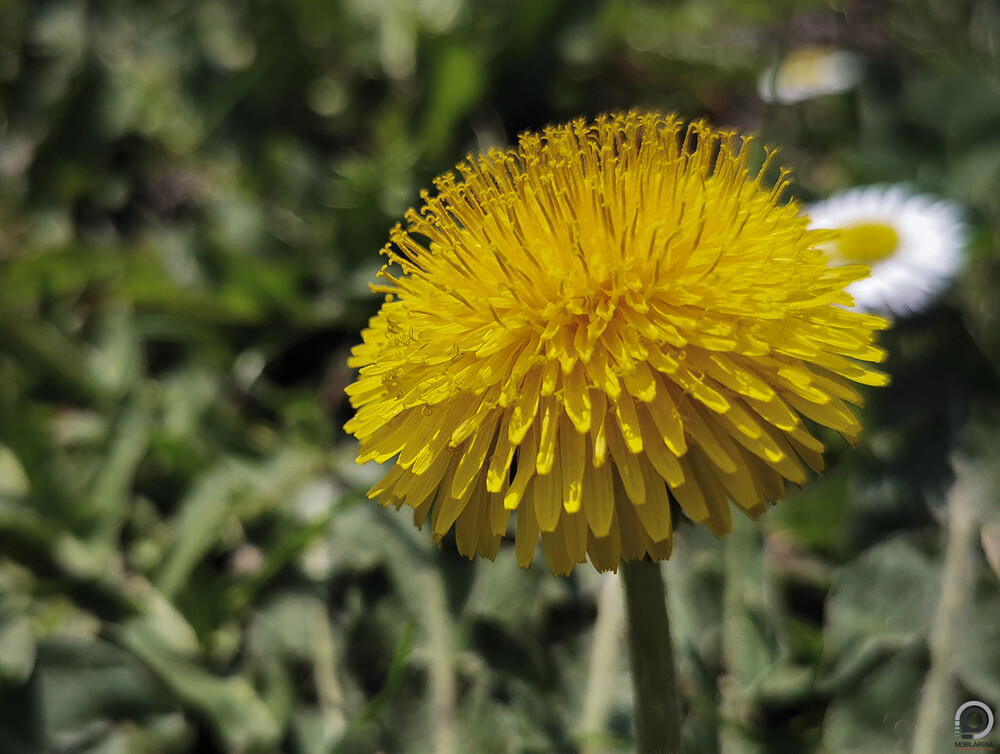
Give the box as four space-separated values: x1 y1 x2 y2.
806 184 966 316
345 112 889 575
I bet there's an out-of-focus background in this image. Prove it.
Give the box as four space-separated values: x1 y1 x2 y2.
1 0 999 752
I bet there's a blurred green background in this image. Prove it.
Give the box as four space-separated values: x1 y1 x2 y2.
2 0 1000 752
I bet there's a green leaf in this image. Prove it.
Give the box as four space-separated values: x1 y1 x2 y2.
0 298 108 406
0 445 30 499
88 310 144 398
35 637 176 740
0 613 35 684
118 621 281 753
154 466 238 599
824 537 939 661
953 572 1000 706
418 42 485 157
768 465 851 554
86 389 152 542
330 621 415 754
822 646 925 753
224 514 332 612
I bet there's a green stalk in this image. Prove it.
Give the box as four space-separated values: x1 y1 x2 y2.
580 573 625 754
912 457 981 753
720 515 765 754
621 557 684 754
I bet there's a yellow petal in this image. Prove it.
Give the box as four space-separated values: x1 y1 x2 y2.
562 362 592 432
633 460 673 542
582 460 615 537
607 421 646 504
515 489 540 567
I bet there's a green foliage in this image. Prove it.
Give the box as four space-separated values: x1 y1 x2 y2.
1 0 999 751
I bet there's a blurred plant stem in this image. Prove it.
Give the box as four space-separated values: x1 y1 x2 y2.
311 601 348 733
912 457 982 754
422 569 457 754
720 515 765 754
580 573 624 754
621 558 683 754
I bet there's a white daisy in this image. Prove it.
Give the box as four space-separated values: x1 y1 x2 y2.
758 46 863 104
805 185 967 316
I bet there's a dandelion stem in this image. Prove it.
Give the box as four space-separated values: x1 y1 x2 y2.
621 557 684 754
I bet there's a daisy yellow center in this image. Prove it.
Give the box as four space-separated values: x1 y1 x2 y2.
781 47 834 89
835 222 900 263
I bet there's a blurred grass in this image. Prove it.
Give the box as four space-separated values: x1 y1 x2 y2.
1 0 1000 752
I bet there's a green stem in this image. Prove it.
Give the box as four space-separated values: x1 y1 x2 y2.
621 557 684 754
720 515 765 754
422 569 457 754
580 573 625 754
912 457 981 754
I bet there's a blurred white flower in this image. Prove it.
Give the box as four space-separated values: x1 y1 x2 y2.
806 185 967 316
759 45 863 104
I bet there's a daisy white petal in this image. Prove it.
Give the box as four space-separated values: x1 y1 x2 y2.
806 185 967 316
758 45 863 104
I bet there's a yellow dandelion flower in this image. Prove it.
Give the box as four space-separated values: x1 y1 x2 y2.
345 112 889 576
